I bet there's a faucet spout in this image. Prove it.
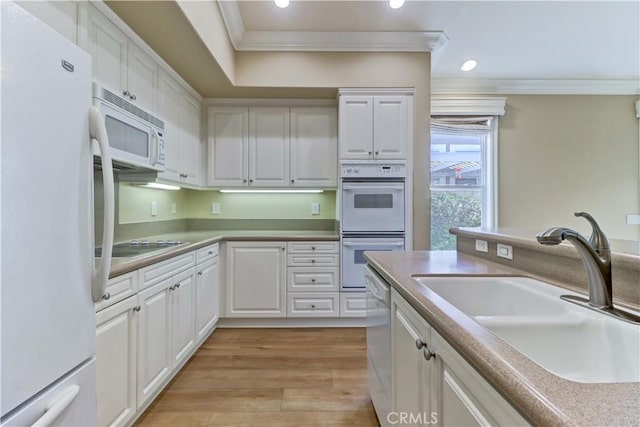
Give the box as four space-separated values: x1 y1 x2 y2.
536 213 612 309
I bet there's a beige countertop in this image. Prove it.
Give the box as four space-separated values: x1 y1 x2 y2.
364 250 640 427
105 230 339 278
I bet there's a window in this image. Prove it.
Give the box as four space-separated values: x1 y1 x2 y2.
429 97 506 250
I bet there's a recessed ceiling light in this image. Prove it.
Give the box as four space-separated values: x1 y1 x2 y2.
389 0 405 9
274 0 290 8
461 59 478 72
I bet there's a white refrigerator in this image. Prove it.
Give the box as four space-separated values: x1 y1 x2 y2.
1 3 114 425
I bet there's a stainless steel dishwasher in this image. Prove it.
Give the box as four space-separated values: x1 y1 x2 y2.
365 265 391 426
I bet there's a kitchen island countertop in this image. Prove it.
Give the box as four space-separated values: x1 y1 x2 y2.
364 249 640 427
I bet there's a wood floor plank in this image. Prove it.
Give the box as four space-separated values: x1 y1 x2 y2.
135 328 379 427
280 388 374 412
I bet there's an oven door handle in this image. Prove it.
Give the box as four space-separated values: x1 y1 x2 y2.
343 242 404 247
343 185 404 192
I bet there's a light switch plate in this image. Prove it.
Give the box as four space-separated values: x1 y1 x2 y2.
311 202 320 215
171 203 177 215
475 239 488 252
626 214 640 225
212 203 220 215
497 243 513 260
151 201 158 216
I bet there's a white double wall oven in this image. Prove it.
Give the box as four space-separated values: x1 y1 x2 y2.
340 161 408 291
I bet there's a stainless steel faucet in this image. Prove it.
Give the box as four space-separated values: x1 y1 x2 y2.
536 212 612 309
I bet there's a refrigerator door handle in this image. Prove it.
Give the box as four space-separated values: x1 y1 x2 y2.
90 106 114 303
31 385 80 427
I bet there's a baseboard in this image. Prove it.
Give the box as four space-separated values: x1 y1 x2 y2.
217 317 366 328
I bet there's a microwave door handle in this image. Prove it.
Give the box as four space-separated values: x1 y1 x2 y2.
90 106 114 303
150 130 158 167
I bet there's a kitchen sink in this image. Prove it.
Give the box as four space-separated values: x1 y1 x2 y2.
412 276 640 383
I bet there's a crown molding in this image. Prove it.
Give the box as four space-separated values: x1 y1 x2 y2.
431 96 506 116
203 98 337 107
432 79 640 95
217 0 447 53
338 88 415 97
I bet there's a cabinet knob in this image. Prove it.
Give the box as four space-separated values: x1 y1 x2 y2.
123 90 130 97
249 179 254 184
198 271 203 276
311 278 316 283
311 259 316 264
375 151 380 156
368 151 372 156
130 94 137 101
311 304 316 309
423 347 436 361
291 179 295 183
102 292 111 301
243 179 247 183
208 251 214 255
311 246 316 251
133 305 141 312
415 339 426 350
175 283 181 288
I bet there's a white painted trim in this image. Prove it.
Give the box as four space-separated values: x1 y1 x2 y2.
203 98 337 107
216 0 446 53
239 30 447 52
216 0 244 50
431 96 506 116
217 317 366 328
338 88 415 97
432 79 640 96
635 100 640 118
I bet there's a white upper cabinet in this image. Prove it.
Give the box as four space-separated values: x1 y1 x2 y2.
290 107 337 187
158 72 202 186
208 107 249 186
249 107 290 187
207 105 338 188
339 91 411 160
79 3 157 112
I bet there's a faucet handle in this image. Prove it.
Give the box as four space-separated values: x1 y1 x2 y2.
574 212 610 254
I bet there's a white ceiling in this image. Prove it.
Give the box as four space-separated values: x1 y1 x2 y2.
230 0 640 92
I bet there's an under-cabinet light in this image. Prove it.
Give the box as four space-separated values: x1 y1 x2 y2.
389 0 405 9
134 183 181 191
274 0 290 8
219 189 324 194
461 59 478 72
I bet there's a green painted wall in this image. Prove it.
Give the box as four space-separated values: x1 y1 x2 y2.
119 184 188 224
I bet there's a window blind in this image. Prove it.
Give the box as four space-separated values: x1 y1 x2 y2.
430 116 492 135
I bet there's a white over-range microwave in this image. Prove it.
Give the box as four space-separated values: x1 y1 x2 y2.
92 82 165 172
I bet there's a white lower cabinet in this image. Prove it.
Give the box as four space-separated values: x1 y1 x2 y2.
340 292 367 318
136 278 172 410
169 268 196 368
391 288 529 426
96 295 138 427
287 292 339 317
226 241 287 317
195 248 220 344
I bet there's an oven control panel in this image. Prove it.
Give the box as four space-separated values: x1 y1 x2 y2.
341 162 406 178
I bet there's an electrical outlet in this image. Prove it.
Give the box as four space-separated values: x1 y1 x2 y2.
475 239 488 253
497 243 513 260
212 202 220 215
171 203 177 215
311 202 320 215
151 201 158 216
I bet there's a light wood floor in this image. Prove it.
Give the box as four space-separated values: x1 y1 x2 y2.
135 328 380 427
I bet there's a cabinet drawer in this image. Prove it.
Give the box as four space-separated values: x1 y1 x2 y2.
287 293 339 317
139 252 195 290
287 253 339 267
95 271 138 312
196 243 219 264
287 267 339 292
340 292 367 318
287 241 339 254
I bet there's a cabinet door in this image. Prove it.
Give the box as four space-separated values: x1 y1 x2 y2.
249 107 290 186
170 268 196 369
208 107 249 186
226 242 287 317
126 41 157 113
338 96 373 159
81 4 127 96
180 93 202 185
373 96 408 159
195 258 220 343
96 296 137 427
391 291 435 424
136 279 171 409
157 73 182 182
290 107 337 187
